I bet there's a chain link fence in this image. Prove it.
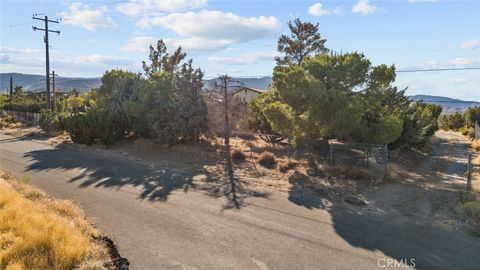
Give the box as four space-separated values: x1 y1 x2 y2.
222 130 388 182
328 142 388 182
2 110 41 126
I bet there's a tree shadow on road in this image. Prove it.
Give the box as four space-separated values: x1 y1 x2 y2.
23 146 269 208
201 146 270 209
286 133 480 270
24 147 196 202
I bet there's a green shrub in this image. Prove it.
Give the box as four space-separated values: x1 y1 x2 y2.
459 126 469 136
464 106 480 128
39 110 62 132
464 201 480 231
64 108 122 145
438 112 464 131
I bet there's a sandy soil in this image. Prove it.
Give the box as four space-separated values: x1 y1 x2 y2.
3 121 476 233
362 131 475 232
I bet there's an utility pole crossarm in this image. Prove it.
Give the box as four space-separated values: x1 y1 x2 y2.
32 15 61 110
32 26 60 34
32 15 59 24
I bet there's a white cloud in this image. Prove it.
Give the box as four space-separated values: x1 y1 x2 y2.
60 2 116 30
165 37 232 52
120 36 159 53
208 51 280 65
0 47 41 54
0 54 10 63
0 47 135 77
116 0 207 17
409 58 478 70
352 0 378 15
120 36 231 53
143 11 280 43
308 2 342 17
74 55 134 66
131 11 280 52
459 39 480 50
450 57 478 67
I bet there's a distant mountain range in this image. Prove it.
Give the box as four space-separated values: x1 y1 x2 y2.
0 73 101 92
2 73 478 112
0 73 272 93
411 95 480 113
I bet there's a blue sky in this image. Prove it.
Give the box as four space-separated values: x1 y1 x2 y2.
0 0 479 100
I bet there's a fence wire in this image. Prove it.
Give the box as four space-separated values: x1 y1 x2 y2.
225 131 388 182
2 110 41 126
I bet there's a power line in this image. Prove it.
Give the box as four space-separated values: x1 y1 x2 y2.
397 67 480 73
8 22 33 28
32 15 60 111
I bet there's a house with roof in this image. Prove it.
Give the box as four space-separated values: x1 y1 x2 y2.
231 87 264 103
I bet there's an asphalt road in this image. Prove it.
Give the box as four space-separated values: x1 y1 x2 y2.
1 134 479 270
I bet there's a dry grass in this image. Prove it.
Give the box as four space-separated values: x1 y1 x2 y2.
278 159 298 173
0 115 20 129
459 152 480 234
231 149 246 162
467 129 476 140
258 151 277 168
0 171 110 270
324 165 369 180
473 155 480 194
471 140 480 152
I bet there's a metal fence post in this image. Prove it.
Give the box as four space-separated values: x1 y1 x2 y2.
384 145 388 181
467 153 472 191
329 140 333 166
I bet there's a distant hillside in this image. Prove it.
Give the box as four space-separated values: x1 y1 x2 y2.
411 95 480 113
3 74 477 113
1 73 272 94
0 73 101 93
203 76 271 92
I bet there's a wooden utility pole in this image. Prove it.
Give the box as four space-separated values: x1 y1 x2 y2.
32 15 60 110
220 75 231 147
50 70 58 112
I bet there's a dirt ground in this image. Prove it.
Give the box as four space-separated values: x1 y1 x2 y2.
2 118 478 233
362 131 476 233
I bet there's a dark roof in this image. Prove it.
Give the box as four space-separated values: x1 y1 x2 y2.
231 87 264 95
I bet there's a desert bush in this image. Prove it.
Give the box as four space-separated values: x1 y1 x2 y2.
279 159 297 172
0 114 15 128
1 89 45 113
471 140 480 152
464 106 480 128
463 201 480 231
459 126 470 136
258 151 276 167
438 112 464 131
231 149 246 161
468 128 476 140
39 109 64 132
64 108 122 145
